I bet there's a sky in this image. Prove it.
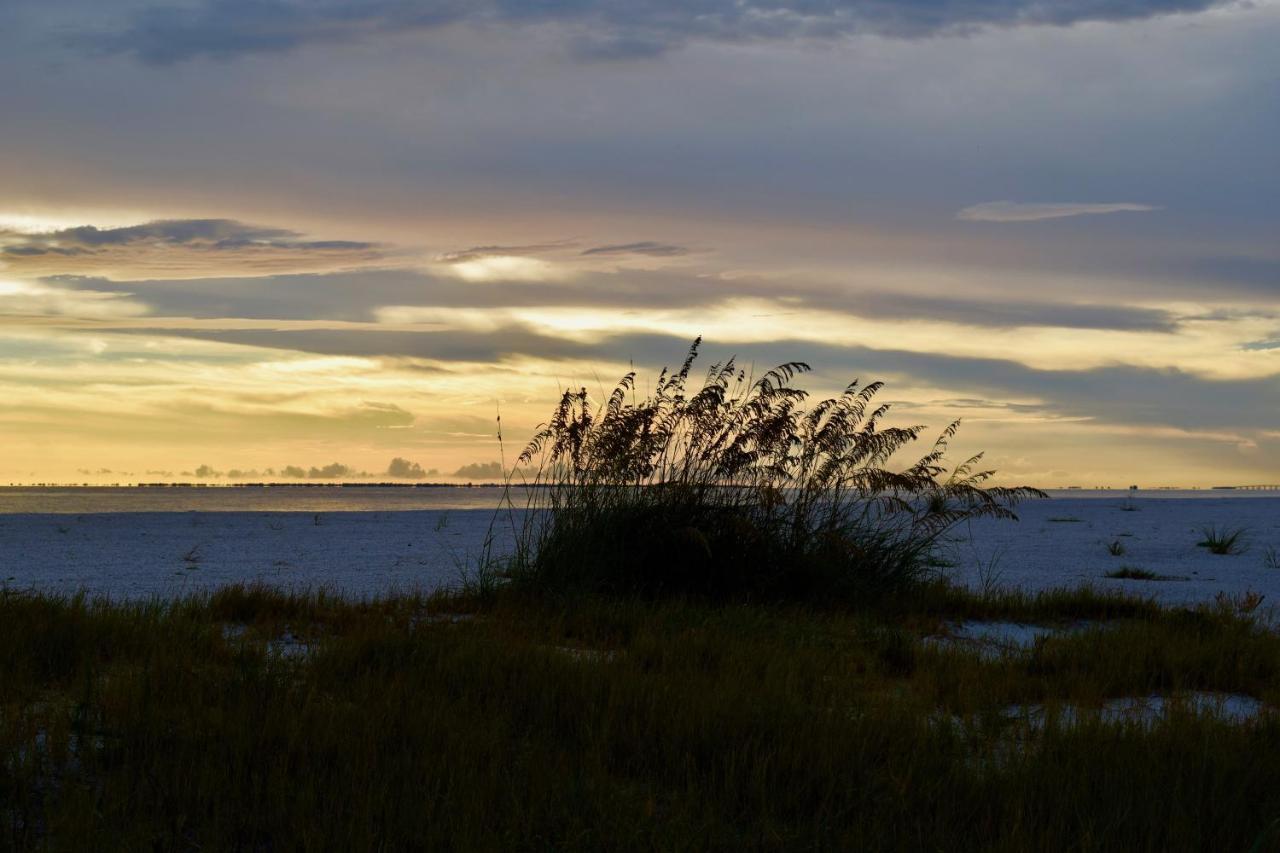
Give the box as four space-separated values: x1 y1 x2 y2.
1 0 1277 486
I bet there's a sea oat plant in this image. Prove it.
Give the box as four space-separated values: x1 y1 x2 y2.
502 339 1043 601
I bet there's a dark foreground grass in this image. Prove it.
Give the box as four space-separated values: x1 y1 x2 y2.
3 583 1279 852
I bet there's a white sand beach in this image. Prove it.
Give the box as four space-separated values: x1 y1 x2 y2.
0 510 511 600
950 495 1280 607
0 493 1276 604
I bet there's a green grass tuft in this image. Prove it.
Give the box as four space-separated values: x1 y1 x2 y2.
1197 525 1248 556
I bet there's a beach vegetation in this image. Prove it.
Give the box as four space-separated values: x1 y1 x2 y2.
1106 566 1165 581
499 339 1042 602
1 583 1278 851
1197 525 1248 556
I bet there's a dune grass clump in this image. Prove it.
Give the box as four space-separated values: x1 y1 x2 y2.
1106 567 1165 581
1197 525 1248 556
502 340 1042 602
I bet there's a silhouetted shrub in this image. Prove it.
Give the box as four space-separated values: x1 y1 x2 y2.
503 339 1041 602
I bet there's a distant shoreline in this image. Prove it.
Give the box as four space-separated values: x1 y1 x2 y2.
1 482 510 489
2 483 1276 492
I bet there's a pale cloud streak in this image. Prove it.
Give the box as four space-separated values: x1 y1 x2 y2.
434 241 576 264
580 241 691 258
956 202 1161 223
0 278 147 319
442 256 566 283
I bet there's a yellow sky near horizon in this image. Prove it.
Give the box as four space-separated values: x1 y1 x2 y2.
0 211 1274 488
2 0 1278 487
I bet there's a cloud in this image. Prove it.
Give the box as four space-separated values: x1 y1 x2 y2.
113 325 597 363
444 256 563 283
720 336 1280 435
67 264 1179 333
569 34 672 62
279 462 357 479
956 201 1160 223
102 321 1280 440
117 286 1178 368
4 219 372 252
80 0 1232 65
349 402 415 428
453 461 503 480
580 241 691 258
387 456 436 478
436 238 692 265
435 242 574 264
1 219 384 279
434 242 577 283
0 278 147 319
800 289 1179 333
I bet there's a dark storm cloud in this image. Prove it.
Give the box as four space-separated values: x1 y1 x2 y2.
80 0 1231 64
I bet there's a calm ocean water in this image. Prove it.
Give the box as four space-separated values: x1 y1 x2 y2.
0 486 1272 514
